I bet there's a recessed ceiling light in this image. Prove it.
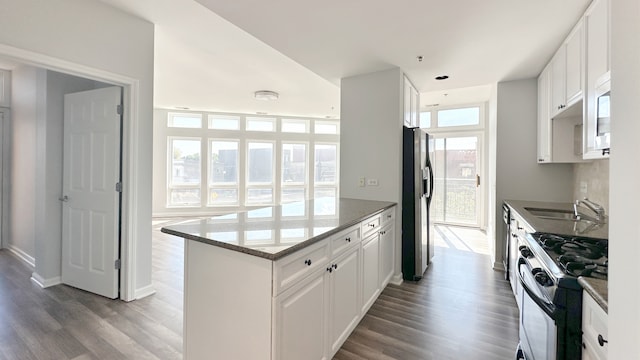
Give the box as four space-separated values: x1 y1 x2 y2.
254 90 279 101
435 75 449 80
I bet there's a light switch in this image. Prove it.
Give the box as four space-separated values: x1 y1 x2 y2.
359 177 365 187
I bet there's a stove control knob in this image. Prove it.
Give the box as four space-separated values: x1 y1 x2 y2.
519 246 533 258
534 271 552 286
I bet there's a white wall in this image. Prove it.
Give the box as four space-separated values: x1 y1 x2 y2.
609 0 640 357
0 0 154 299
340 68 403 279
494 79 574 267
9 65 37 263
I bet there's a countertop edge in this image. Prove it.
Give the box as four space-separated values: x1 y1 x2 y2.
161 201 397 261
578 277 608 313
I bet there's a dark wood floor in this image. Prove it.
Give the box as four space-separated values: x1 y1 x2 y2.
0 224 518 359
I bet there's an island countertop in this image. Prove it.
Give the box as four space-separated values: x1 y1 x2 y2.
161 197 396 260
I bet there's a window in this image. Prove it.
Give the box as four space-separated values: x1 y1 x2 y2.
314 121 339 134
208 140 239 206
209 114 240 130
168 113 202 128
282 142 307 203
246 116 275 132
314 144 338 184
437 107 480 127
169 137 201 206
161 111 339 210
420 111 431 128
247 141 274 204
282 119 309 133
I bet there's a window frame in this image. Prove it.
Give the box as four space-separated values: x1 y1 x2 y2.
420 103 485 132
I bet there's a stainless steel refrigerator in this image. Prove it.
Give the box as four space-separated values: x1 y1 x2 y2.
402 126 435 281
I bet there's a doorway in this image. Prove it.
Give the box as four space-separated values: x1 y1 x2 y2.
431 134 483 227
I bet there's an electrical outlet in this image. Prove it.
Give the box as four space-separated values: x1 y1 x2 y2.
366 178 379 186
580 181 588 194
359 177 365 187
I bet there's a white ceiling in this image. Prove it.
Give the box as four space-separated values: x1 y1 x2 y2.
98 0 590 117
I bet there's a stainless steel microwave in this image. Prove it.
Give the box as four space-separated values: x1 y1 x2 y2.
595 80 610 150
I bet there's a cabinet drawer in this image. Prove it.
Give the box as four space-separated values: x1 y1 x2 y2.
330 225 360 258
274 240 330 295
362 215 381 238
380 207 395 226
582 291 608 359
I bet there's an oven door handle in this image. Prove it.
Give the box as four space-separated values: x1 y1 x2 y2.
518 258 558 320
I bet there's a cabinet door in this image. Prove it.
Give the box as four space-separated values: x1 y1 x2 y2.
328 247 360 355
274 270 328 360
361 234 380 314
550 48 567 117
410 85 419 127
537 66 552 163
379 224 394 287
565 20 584 105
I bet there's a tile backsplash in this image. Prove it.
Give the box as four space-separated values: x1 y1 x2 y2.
573 159 610 212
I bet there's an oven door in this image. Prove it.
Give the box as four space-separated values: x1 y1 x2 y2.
518 258 558 360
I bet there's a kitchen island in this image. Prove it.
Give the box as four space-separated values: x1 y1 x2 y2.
162 197 397 360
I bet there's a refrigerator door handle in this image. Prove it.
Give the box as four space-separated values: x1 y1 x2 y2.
427 164 434 204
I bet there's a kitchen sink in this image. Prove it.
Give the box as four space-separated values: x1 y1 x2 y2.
524 207 581 221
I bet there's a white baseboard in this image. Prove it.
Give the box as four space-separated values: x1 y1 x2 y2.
390 273 403 285
30 272 62 288
7 245 35 268
493 261 506 272
135 283 156 300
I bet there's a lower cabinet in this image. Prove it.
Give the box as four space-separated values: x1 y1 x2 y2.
361 232 380 314
275 271 328 360
328 247 361 354
184 206 396 360
582 291 608 360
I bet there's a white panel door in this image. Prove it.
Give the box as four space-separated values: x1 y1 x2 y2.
62 86 121 299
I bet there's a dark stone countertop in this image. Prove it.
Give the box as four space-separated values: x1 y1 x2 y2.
504 200 608 239
161 197 396 261
578 277 608 313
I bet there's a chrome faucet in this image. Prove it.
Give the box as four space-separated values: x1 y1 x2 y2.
573 198 606 223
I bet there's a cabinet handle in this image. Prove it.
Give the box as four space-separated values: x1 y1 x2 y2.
517 226 524 231
345 237 351 242
387 214 392 219
369 224 375 228
304 259 312 266
538 158 544 162
598 334 608 346
332 264 338 270
326 266 333 273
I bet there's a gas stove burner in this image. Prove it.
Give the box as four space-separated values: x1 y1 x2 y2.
557 253 608 279
559 241 604 260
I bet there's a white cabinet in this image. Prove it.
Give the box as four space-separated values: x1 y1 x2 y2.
328 246 360 354
404 76 419 127
0 70 10 108
361 231 380 314
583 0 610 159
183 205 396 360
582 291 608 360
275 270 328 360
538 66 552 163
550 19 584 118
379 207 395 287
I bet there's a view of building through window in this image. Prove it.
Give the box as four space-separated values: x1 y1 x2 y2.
163 111 339 210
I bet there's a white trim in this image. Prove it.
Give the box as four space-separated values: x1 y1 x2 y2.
390 273 403 285
7 245 35 268
0 43 140 302
135 283 156 299
0 108 8 250
492 261 506 271
30 273 61 288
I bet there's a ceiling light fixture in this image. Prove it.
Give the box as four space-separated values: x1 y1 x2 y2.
254 90 279 101
435 75 449 80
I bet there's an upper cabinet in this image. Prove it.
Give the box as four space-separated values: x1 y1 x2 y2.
404 76 419 127
550 19 584 118
537 0 610 162
584 0 610 159
0 69 10 108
